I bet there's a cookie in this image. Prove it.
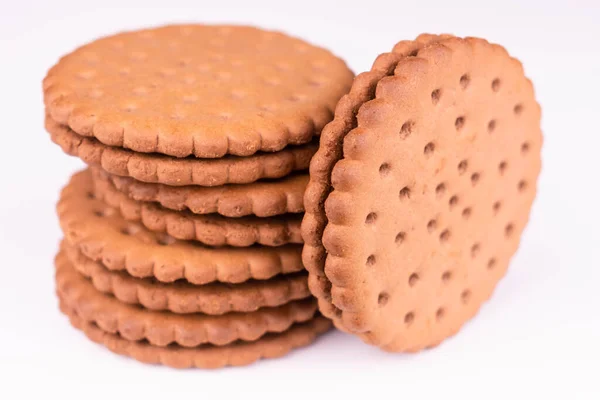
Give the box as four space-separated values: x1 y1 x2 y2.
59 170 304 284
56 250 318 347
96 168 307 218
91 169 302 247
60 300 331 369
43 24 354 158
63 242 310 315
46 115 317 187
302 35 542 351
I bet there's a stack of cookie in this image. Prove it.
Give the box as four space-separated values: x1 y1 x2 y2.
43 25 353 368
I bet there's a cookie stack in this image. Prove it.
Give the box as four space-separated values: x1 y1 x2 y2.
43 25 354 368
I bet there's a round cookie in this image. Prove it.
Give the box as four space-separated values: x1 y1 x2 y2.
43 24 354 158
59 301 331 369
95 168 307 218
63 242 310 315
302 35 542 351
46 114 317 187
91 168 302 247
59 170 304 285
56 251 318 347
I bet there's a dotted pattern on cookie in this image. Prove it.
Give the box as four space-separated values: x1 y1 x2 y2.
95 168 307 218
56 251 318 347
58 170 304 284
62 242 310 315
43 24 354 158
91 169 303 247
302 34 451 320
46 115 317 187
59 300 331 369
302 35 542 352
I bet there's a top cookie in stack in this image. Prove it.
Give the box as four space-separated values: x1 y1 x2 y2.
43 24 354 368
44 24 353 187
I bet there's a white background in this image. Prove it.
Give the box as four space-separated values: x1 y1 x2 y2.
1 0 599 398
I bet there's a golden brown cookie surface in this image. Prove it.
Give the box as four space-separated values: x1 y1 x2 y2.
46 115 317 187
59 170 304 284
97 168 307 218
43 24 354 158
59 300 331 369
63 242 310 315
302 35 542 351
91 169 303 247
56 250 318 347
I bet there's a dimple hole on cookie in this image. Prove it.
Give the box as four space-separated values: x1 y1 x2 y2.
120 224 141 236
86 191 96 200
435 183 446 198
521 142 530 155
499 161 508 175
404 312 415 325
487 258 497 270
461 290 471 304
436 308 445 321
366 255 377 267
442 271 452 282
462 207 472 219
518 180 528 192
399 187 411 201
449 195 459 209
395 232 406 245
431 89 441 105
439 230 451 243
93 208 111 218
471 173 481 186
365 212 378 224
493 201 502 214
399 121 415 139
514 104 524 116
122 105 137 113
424 142 435 157
458 160 468 175
379 163 391 177
378 292 390 307
156 233 176 246
427 219 438 232
408 273 419 287
471 243 481 258
488 120 497 133
459 74 470 89
492 78 501 92
455 116 465 131
505 223 515 238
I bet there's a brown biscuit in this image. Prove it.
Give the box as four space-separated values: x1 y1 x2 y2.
59 300 331 369
63 242 310 315
59 170 304 284
46 115 317 187
96 168 307 218
91 169 302 247
303 35 449 319
302 35 542 351
56 250 318 347
43 24 354 158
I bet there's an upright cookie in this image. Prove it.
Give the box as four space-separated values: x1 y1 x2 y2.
97 168 307 218
46 115 317 187
302 35 542 351
91 169 302 247
59 170 304 284
63 242 310 315
60 301 331 369
43 24 354 158
56 251 317 347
